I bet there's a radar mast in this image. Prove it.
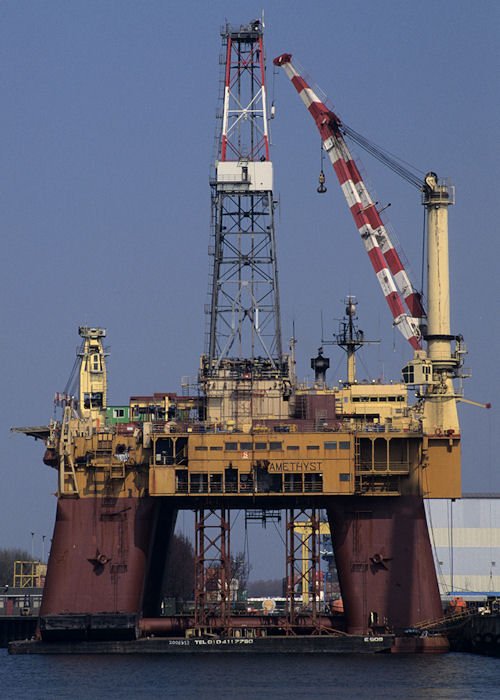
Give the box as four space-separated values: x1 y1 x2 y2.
324 297 378 384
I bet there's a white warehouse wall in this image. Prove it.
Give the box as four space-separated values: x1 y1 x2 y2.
425 495 500 598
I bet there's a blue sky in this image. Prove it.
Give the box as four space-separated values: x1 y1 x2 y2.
1 1 498 579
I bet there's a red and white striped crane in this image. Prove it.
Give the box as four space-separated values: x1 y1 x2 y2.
274 53 425 350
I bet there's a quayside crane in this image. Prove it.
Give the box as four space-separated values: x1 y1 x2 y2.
10 22 470 655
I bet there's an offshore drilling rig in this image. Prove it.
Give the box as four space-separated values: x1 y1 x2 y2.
12 20 467 654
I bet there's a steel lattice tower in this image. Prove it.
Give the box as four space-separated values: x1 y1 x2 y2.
203 20 285 381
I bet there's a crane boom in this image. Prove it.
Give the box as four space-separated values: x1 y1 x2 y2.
274 53 425 350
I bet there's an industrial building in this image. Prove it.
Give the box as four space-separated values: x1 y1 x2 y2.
426 495 500 598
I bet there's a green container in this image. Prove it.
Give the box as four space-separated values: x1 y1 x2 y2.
105 406 130 425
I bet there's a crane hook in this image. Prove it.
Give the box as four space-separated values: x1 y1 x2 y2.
317 169 327 194
317 143 327 193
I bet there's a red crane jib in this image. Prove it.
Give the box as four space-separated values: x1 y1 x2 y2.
273 52 425 348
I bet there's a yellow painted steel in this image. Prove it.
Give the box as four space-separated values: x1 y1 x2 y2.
421 175 460 435
13 561 46 588
44 421 461 500
78 326 108 423
293 521 331 604
25 303 462 502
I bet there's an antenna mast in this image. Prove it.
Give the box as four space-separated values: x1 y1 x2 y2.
323 297 378 384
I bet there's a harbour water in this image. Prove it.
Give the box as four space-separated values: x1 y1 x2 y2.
1 649 499 699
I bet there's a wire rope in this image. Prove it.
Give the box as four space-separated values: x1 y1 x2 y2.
341 124 424 189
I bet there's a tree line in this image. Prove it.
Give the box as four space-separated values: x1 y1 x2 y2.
0 548 32 587
162 534 250 601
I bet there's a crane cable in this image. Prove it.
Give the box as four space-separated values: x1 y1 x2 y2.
339 121 428 305
421 206 427 301
341 124 425 190
63 339 85 397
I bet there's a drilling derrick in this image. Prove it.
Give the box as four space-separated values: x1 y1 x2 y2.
201 20 290 428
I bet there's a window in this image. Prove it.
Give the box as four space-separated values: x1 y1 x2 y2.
339 473 350 482
195 445 208 451
240 442 253 450
239 473 253 492
284 473 303 492
225 467 238 493
210 445 223 451
269 441 282 451
155 437 174 465
304 473 323 492
91 392 103 408
210 473 223 493
190 473 208 493
256 470 283 493
113 409 125 418
175 470 188 493
307 445 319 451
287 445 299 451
324 442 337 450
225 442 238 451
255 442 267 450
339 441 350 450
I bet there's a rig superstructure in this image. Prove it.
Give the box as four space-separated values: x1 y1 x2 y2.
12 20 467 654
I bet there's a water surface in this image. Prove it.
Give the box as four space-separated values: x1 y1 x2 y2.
1 650 499 699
